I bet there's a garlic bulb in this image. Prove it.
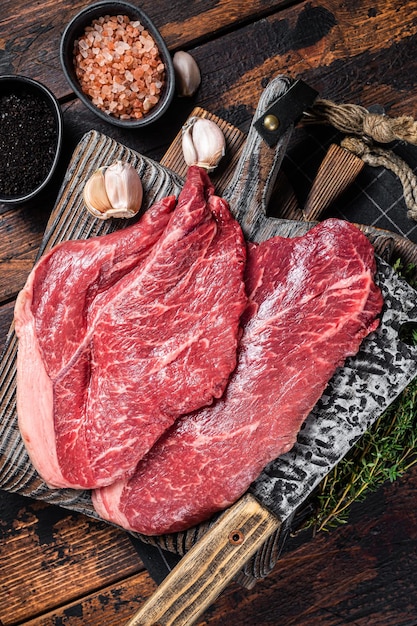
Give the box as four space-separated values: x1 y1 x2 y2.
83 161 143 219
173 51 201 97
182 117 226 172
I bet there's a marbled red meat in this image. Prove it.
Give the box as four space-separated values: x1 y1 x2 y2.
14 166 247 490
92 219 383 534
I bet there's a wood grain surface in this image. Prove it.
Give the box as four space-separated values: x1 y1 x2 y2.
1 0 417 624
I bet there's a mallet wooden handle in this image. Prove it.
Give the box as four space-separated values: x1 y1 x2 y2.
124 493 281 626
223 76 295 241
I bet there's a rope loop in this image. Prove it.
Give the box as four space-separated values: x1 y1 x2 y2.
305 99 417 146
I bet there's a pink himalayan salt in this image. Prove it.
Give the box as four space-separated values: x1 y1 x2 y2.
73 14 166 120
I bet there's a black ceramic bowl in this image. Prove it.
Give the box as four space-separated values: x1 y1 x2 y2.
0 75 63 204
60 1 175 128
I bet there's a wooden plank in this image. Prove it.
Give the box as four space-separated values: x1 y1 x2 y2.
188 0 417 122
15 572 158 626
150 0 292 49
0 492 145 625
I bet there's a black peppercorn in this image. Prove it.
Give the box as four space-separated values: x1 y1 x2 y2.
0 88 58 198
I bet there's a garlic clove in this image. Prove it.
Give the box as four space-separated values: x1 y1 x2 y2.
173 51 201 97
104 161 143 218
181 117 226 172
83 168 113 219
83 161 143 220
181 128 199 167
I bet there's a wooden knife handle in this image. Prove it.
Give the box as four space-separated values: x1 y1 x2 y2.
124 493 281 626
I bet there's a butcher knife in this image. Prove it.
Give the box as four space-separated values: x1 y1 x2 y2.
123 77 417 624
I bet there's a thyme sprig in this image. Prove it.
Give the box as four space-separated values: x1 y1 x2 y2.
299 261 417 534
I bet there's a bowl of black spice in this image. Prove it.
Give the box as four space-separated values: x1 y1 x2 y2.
0 75 63 204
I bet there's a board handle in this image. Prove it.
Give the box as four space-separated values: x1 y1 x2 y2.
222 75 296 241
124 493 281 626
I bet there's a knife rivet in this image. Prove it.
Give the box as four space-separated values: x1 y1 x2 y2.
263 114 280 131
228 530 245 545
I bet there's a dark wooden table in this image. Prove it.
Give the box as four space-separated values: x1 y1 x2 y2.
1 1 417 624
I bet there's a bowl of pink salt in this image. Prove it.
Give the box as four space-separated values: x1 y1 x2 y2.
60 1 175 128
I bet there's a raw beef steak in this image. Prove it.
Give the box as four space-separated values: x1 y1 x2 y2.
93 219 383 535
15 166 247 490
